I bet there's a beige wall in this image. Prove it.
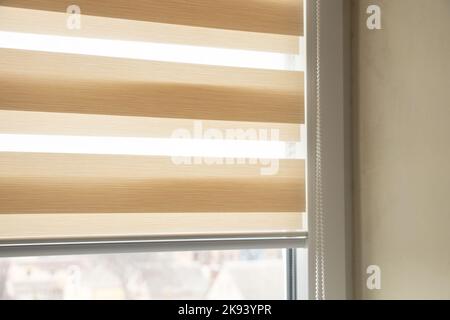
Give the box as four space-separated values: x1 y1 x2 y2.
353 0 450 299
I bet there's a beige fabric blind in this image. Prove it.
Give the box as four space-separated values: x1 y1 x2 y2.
1 0 303 36
0 1 305 241
0 49 304 124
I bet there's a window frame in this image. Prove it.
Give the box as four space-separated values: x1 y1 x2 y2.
305 0 352 300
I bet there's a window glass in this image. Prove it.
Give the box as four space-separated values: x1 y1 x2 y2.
0 249 285 300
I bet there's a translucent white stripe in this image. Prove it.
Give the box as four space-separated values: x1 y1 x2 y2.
0 31 304 71
0 134 304 159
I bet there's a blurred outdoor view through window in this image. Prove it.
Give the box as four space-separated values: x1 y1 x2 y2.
0 249 285 300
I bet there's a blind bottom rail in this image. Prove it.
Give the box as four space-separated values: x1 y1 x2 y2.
0 232 307 257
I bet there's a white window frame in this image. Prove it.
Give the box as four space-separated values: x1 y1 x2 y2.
305 0 352 300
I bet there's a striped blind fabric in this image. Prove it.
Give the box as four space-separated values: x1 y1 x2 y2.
0 1 305 241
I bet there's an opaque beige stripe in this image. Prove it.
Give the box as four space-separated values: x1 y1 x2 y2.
0 177 305 213
0 212 305 241
0 111 302 141
1 0 303 36
0 49 302 91
0 49 304 124
0 7 301 54
0 154 305 213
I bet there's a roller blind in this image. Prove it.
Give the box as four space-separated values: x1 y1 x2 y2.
0 1 305 241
